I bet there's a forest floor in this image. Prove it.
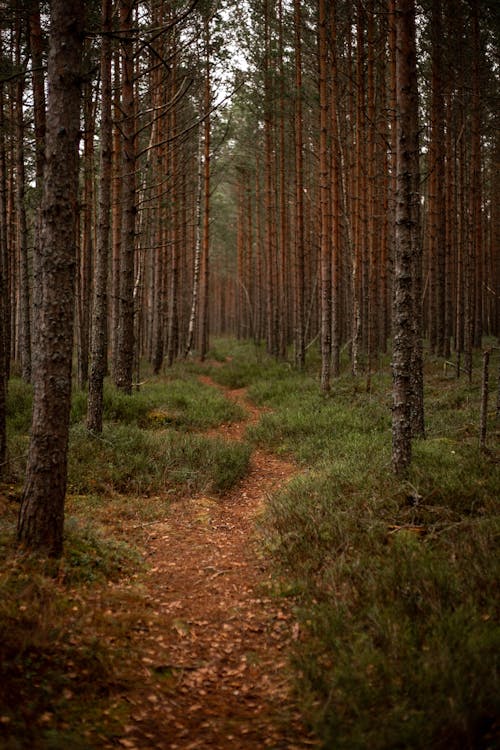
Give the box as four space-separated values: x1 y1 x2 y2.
102 376 318 750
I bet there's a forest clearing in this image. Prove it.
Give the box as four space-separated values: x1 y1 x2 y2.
0 0 499 748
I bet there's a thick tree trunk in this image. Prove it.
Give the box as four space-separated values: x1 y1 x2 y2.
17 0 84 556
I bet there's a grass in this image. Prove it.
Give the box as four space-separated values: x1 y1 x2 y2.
67 423 250 496
206 339 500 749
1 340 499 748
234 342 499 750
1 362 252 748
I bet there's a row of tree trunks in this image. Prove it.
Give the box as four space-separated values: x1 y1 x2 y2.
222 0 496 381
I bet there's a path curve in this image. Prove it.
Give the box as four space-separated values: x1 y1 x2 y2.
115 378 317 750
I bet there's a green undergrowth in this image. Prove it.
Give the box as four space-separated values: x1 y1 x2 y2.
70 372 244 429
5 371 249 495
67 423 250 496
208 339 499 749
2 340 499 748
1 360 252 747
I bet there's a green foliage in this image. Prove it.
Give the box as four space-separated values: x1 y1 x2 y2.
256 356 499 750
70 376 244 429
61 517 143 584
3 341 498 748
144 377 244 429
6 378 33 435
208 352 289 390
67 422 250 496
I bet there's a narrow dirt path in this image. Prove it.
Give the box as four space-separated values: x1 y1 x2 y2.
113 378 317 750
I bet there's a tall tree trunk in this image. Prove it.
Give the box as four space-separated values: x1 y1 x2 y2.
167 41 180 367
277 0 289 358
318 0 331 392
114 0 137 393
391 0 422 475
0 82 10 384
199 14 211 361
330 5 341 377
352 1 366 375
77 79 95 388
470 0 482 350
28 0 46 190
427 0 446 356
0 83 6 472
293 0 305 369
28 0 46 379
18 0 84 556
0 249 5 475
111 47 122 374
87 0 112 434
15 5 31 382
185 125 203 358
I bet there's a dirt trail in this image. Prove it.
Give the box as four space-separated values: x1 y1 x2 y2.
114 378 317 750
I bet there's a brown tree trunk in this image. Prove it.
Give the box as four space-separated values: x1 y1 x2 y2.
0 91 6 472
77 78 95 388
111 47 122 373
114 0 137 393
0 83 10 384
318 0 331 392
17 0 84 555
167 40 180 366
200 14 211 362
28 0 46 378
185 125 203 358
391 0 422 475
352 1 366 375
28 0 46 190
470 0 482 350
293 0 305 369
330 5 341 377
277 0 289 358
87 0 112 434
15 6 31 382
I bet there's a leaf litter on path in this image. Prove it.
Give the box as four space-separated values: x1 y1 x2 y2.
107 376 318 750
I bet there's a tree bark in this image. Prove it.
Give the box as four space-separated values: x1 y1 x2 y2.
391 0 422 475
318 0 331 392
293 0 305 369
199 13 211 361
17 0 84 556
87 0 112 433
114 0 136 393
15 6 31 382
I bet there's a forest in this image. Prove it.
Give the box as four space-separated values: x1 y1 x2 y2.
0 0 499 748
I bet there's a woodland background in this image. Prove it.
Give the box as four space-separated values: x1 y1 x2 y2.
0 1 498 748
